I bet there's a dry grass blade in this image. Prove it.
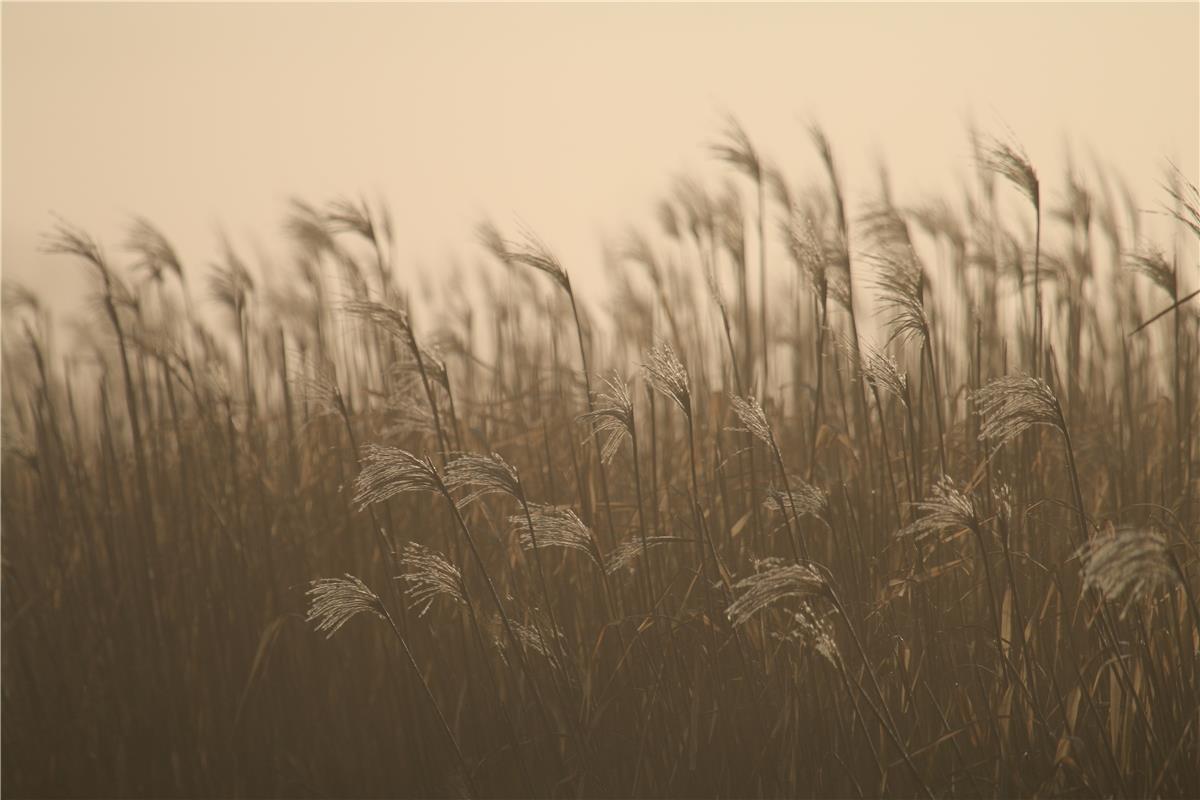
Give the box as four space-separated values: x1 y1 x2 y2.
306 575 386 638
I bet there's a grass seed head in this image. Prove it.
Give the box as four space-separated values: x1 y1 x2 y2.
444 452 523 508
578 372 635 464
398 542 466 617
898 477 979 543
306 575 386 638
729 394 774 447
973 374 1062 448
1076 527 1179 617
642 341 691 418
727 560 828 628
353 445 441 508
514 504 601 566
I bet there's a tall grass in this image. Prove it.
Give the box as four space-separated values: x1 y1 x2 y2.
3 126 1198 799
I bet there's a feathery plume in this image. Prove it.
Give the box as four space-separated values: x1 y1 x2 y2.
642 341 691 418
774 602 839 666
306 575 386 638
710 114 762 182
765 478 828 521
493 612 563 663
292 353 344 419
1126 247 1176 297
897 477 978 543
353 445 441 508
43 219 109 278
870 249 928 347
729 394 773 447
786 213 829 299
605 536 689 575
485 226 570 292
513 504 601 566
973 374 1062 448
209 239 255 319
326 197 376 244
578 373 635 464
980 137 1040 210
343 299 415 347
727 559 827 628
397 542 466 617
839 333 909 404
1076 527 1178 617
444 452 522 508
1162 161 1200 239
126 217 184 285
383 388 440 440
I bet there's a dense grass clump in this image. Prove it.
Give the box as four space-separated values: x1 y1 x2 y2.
3 125 1198 798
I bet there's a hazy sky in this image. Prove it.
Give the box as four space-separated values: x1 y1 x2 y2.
3 2 1197 323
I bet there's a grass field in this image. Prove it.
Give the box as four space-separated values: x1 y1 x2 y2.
3 123 1198 798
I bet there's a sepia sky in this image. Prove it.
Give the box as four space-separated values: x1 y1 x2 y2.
3 2 1197 324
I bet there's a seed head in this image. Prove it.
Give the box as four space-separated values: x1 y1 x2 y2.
353 445 441 508
710 114 762 183
1076 527 1178 617
444 452 522 508
605 536 688 575
980 136 1039 210
578 373 635 464
306 575 386 638
870 249 928 348
774 601 840 667
973 374 1062 449
1126 247 1176 298
642 341 691 418
898 477 979 543
514 504 601 566
726 560 828 628
126 217 184 284
765 478 828 522
729 394 774 447
398 542 466 617
840 334 909 404
482 225 570 293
